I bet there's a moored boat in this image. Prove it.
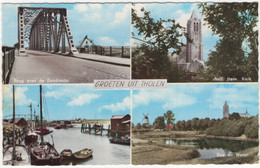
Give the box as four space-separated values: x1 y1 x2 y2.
73 148 93 159
24 133 38 146
30 142 61 165
61 149 73 158
54 125 62 129
35 128 53 135
29 85 62 165
109 136 130 145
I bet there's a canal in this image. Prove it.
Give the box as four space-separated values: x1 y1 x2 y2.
165 138 258 160
43 124 130 165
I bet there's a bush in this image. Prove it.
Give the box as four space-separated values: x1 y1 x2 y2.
245 116 258 138
205 117 255 137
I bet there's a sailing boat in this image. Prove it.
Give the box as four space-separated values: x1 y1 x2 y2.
29 85 62 165
3 86 30 165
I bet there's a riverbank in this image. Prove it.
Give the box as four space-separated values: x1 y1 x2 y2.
132 140 199 165
132 129 259 165
132 129 258 142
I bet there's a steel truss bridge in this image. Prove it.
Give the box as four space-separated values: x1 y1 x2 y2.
18 7 78 55
4 114 32 120
3 114 44 121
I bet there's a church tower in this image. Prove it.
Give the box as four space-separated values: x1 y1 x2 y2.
223 101 229 118
186 11 203 63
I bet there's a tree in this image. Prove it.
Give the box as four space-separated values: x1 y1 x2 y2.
229 112 241 120
199 3 258 81
202 118 210 129
245 115 258 138
175 120 182 131
163 110 176 127
153 116 166 129
136 123 141 129
191 118 199 130
185 120 192 130
132 6 191 81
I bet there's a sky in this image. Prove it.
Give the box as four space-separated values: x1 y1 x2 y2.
132 3 220 61
2 3 131 47
3 85 130 121
132 84 258 125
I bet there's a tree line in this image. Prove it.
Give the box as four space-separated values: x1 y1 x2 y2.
133 110 258 139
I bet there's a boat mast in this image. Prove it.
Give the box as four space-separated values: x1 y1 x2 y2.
12 85 16 164
40 85 43 144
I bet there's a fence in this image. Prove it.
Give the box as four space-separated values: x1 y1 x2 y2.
78 46 130 58
2 46 15 84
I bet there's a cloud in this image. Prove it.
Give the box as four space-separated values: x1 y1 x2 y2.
176 13 191 28
98 36 117 46
207 85 258 111
45 91 62 99
175 10 213 38
74 4 88 12
45 85 99 107
110 4 130 26
15 87 37 106
3 86 37 107
124 41 130 46
132 4 146 17
69 4 102 23
133 88 196 109
99 97 130 112
45 87 73 99
67 93 100 106
89 4 102 9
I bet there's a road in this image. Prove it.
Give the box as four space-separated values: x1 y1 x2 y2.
9 50 130 84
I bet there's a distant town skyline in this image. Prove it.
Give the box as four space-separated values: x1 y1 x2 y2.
132 84 258 125
3 85 130 121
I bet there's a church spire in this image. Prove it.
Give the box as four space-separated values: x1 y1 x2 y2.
190 10 199 19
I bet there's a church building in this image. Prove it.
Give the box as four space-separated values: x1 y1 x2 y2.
170 11 204 72
223 101 229 118
222 101 250 118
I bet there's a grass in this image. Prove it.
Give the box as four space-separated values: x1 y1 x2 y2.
132 129 259 165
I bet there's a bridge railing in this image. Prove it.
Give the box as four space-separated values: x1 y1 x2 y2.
78 46 130 58
2 46 16 83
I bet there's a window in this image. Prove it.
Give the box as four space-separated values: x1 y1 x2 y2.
194 23 198 31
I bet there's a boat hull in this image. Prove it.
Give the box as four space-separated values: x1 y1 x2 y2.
35 128 53 135
60 149 73 159
109 137 130 145
73 148 93 159
30 142 62 165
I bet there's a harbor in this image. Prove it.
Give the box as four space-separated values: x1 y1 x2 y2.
2 85 131 165
3 120 130 165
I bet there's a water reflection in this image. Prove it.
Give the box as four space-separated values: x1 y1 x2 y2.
43 124 130 165
165 138 258 160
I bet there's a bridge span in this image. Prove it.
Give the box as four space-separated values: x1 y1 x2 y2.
3 6 130 84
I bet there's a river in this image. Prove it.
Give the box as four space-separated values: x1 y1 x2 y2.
43 124 130 165
165 138 258 160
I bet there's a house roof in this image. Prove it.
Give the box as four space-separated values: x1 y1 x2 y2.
8 118 27 124
111 114 130 120
111 115 125 119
